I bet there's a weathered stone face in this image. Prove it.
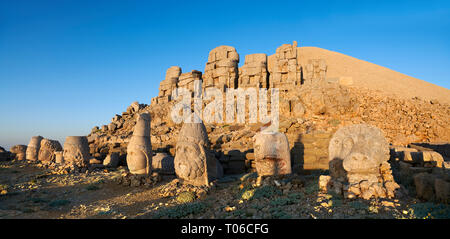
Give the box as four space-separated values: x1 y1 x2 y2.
126 113 152 175
63 136 90 167
38 139 62 162
26 136 43 161
203 45 239 91
174 121 217 186
327 124 399 199
253 131 291 176
10 145 27 160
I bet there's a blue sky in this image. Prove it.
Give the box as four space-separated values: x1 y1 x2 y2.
0 0 449 149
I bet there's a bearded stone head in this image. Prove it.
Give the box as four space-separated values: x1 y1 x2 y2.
329 124 389 176
174 122 216 186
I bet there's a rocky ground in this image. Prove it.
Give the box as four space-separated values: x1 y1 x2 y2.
1 159 449 219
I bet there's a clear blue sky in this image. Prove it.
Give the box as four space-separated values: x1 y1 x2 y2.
1 0 449 149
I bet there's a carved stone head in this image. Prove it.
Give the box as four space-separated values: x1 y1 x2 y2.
174 122 216 186
329 124 389 176
127 113 152 175
63 136 90 166
253 131 291 176
38 139 62 162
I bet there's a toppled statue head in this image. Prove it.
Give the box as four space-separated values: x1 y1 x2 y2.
327 124 399 199
174 121 218 186
253 131 291 177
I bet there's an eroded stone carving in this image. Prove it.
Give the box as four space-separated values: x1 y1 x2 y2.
26 136 43 161
126 113 152 175
268 41 301 90
326 124 399 199
174 121 219 186
203 46 239 92
253 131 291 176
63 136 90 167
239 53 268 88
10 145 27 160
38 139 62 162
177 70 202 93
158 66 181 103
304 59 327 85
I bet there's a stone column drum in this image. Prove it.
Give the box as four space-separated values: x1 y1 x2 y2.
63 136 90 166
253 131 292 177
126 113 152 175
26 136 43 161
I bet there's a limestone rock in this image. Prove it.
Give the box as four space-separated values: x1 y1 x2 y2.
63 136 91 167
414 172 436 201
152 152 175 175
268 41 301 90
239 53 268 88
203 45 239 91
103 152 120 168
